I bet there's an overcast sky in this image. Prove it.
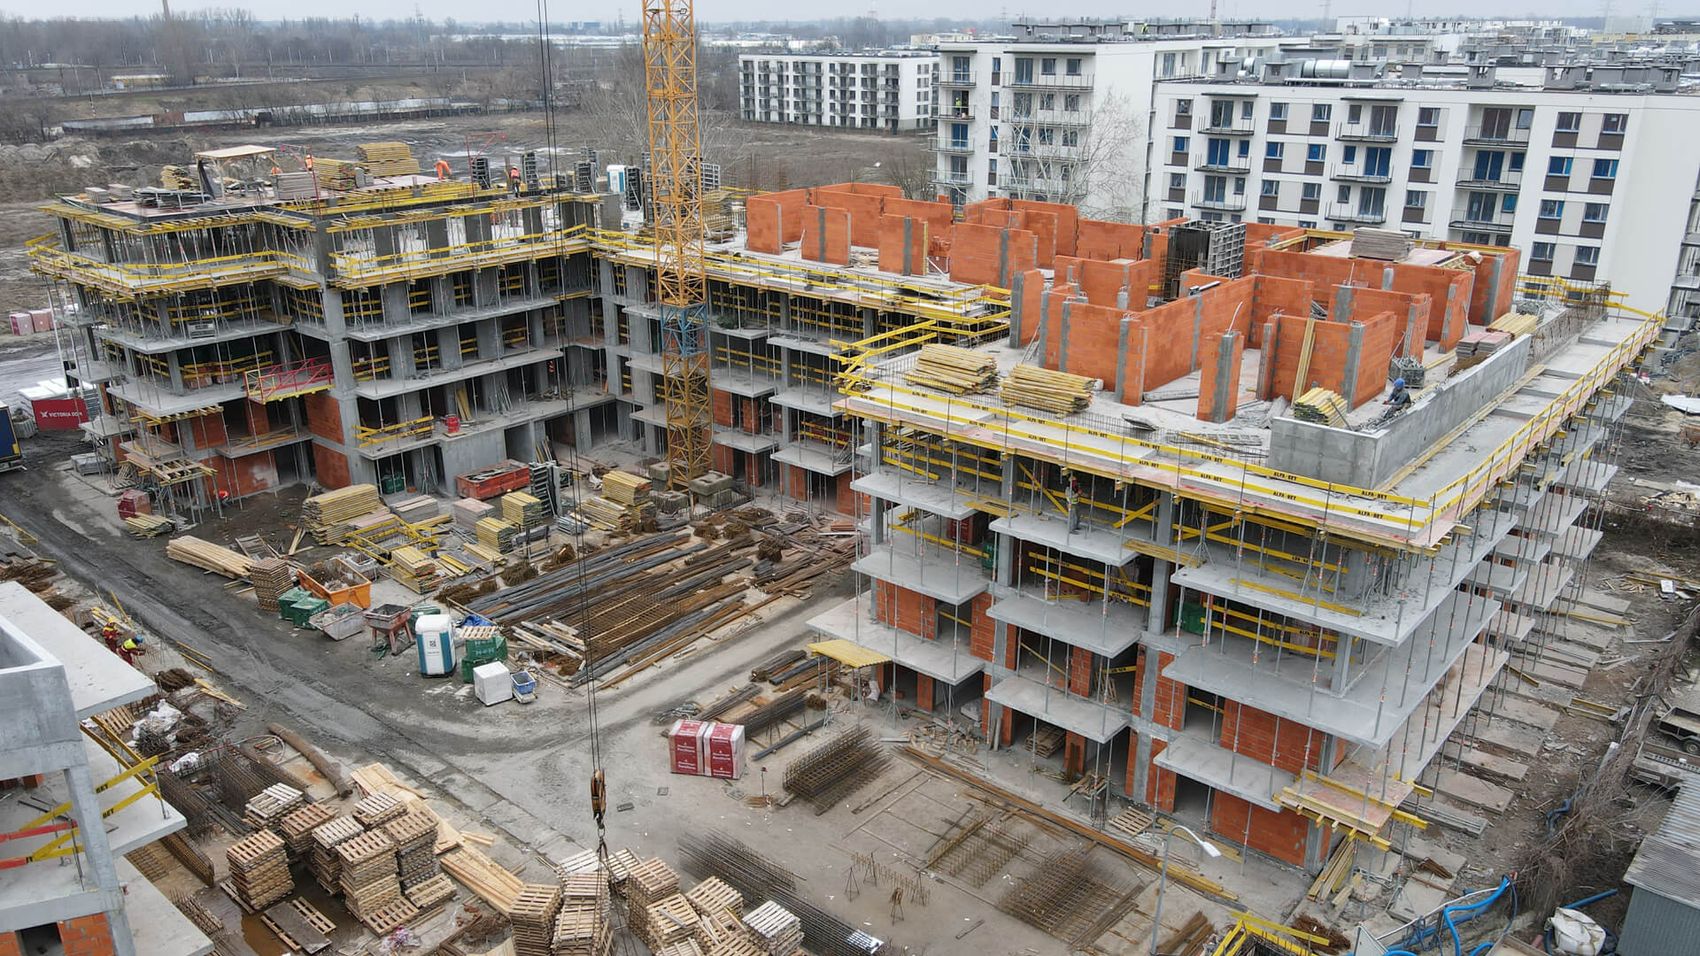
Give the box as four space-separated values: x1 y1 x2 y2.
0 1 1628 24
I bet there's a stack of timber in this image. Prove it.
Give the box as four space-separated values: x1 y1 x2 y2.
553 871 614 956
251 558 296 611
342 510 401 543
352 792 406 828
740 902 804 956
509 884 563 956
685 878 743 919
227 830 293 910
576 497 635 532
336 831 402 927
1292 387 1349 427
383 806 441 890
637 894 700 950
1001 364 1094 414
275 171 316 201
1348 228 1414 261
390 546 442 593
440 846 526 913
167 537 255 579
454 497 496 531
501 492 547 528
476 517 519 553
904 344 999 394
123 514 175 537
603 471 653 508
390 495 440 524
1489 313 1539 338
356 142 419 177
304 485 383 543
277 802 335 856
313 158 361 191
242 783 305 830
310 817 364 891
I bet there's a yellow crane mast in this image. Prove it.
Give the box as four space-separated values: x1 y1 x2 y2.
642 0 713 487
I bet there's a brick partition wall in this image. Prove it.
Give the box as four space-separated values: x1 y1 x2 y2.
1075 219 1146 261
58 914 116 956
1218 701 1326 775
1133 649 1186 729
311 443 351 489
0 930 20 956
1143 737 1177 811
1247 247 1475 349
800 205 852 265
745 188 809 254
969 593 996 661
1210 793 1310 867
810 183 901 249
874 581 936 638
304 391 343 442
947 222 1038 287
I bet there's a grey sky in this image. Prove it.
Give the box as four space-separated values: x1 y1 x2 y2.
0 1 1623 24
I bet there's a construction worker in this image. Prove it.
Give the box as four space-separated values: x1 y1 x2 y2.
101 621 122 656
434 158 453 181
269 163 282 177
1384 377 1413 413
1065 473 1082 532
303 153 315 172
119 636 144 666
507 165 522 196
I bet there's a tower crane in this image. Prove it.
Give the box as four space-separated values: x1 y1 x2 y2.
642 0 713 488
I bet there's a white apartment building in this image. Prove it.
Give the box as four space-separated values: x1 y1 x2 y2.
1148 63 1700 319
738 50 937 132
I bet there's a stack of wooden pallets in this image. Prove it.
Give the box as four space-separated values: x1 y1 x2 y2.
356 142 419 178
251 558 296 612
278 802 336 857
904 344 999 394
740 902 803 955
1001 364 1095 414
685 877 743 921
310 817 364 891
509 884 563 956
304 485 383 543
621 857 679 909
336 831 402 927
227 830 293 910
405 872 457 913
243 784 305 831
637 894 700 950
352 792 406 828
553 871 613 956
383 806 440 890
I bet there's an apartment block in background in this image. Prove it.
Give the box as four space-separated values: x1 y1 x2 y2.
738 50 937 131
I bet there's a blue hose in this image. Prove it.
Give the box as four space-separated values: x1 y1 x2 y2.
1467 943 1495 956
1564 888 1619 910
1441 877 1513 956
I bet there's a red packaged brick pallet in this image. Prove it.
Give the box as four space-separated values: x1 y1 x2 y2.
668 720 745 779
704 723 745 780
668 719 709 776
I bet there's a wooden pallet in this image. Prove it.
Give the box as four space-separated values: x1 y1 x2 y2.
1107 806 1155 839
405 873 457 913
260 899 334 954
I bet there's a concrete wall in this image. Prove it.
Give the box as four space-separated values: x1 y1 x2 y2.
1267 331 1534 487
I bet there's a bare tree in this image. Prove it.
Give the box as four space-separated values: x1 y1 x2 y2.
1003 91 1145 221
880 148 934 200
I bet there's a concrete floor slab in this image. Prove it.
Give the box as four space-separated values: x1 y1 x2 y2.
1155 728 1293 812
0 581 156 718
989 513 1146 567
807 596 986 684
852 545 989 605
852 470 978 521
984 674 1129 743
1433 768 1515 813
1459 747 1530 783
986 589 1145 658
1389 878 1452 923
119 858 214 956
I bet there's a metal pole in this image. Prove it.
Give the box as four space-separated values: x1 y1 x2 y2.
1149 827 1174 956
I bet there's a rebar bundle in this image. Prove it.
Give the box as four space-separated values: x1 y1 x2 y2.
996 846 1137 947
781 727 888 815
678 833 888 956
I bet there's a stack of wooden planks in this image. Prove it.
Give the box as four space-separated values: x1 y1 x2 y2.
603 471 653 507
304 485 383 543
509 884 563 956
167 536 254 579
251 558 296 612
440 846 525 914
356 142 419 178
1292 387 1349 427
383 806 440 891
124 514 175 537
1001 364 1095 414
278 803 336 857
1348 227 1413 261
309 817 364 892
476 517 519 553
390 495 440 524
454 497 496 531
228 830 294 910
576 497 635 533
336 831 402 928
1489 313 1539 338
501 492 547 528
390 546 442 593
740 901 803 955
904 344 999 394
313 158 361 190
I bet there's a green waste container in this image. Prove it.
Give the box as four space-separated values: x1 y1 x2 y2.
1178 601 1208 635
380 473 406 494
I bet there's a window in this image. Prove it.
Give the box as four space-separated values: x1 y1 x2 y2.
1236 139 1251 158
1065 57 1082 76
1412 149 1433 168
1417 107 1440 127
1515 108 1534 129
1061 130 1079 147
1240 100 1254 120
1169 173 1186 189
1176 99 1192 117
1531 241 1555 261
1501 194 1517 213
1064 94 1080 112
1509 152 1524 172
1602 113 1628 133
1037 127 1054 145
1312 103 1332 122
1302 182 1322 200
1548 156 1572 176
1234 177 1247 196
1262 180 1280 197
1592 158 1618 179
1405 190 1427 209
1539 199 1564 219
1575 246 1600 266
1299 220 1317 229
1342 145 1358 164
1266 142 1284 159
1346 103 1362 122
1269 102 1288 121
1040 57 1057 75
1583 202 1608 222
1307 143 1327 162
1337 184 1352 202
1040 93 1055 111
1173 136 1190 153
1555 111 1581 132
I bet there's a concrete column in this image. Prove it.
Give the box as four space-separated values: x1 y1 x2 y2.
382 283 408 324
388 336 413 379
860 307 877 339
994 530 1015 587
1189 294 1205 371
1340 322 1366 406
1147 496 1177 630
573 409 593 451
1329 635 1354 693
1056 299 1072 371
62 764 135 956
1009 271 1028 343
437 327 463 371
167 351 185 392
476 316 501 360
871 497 888 546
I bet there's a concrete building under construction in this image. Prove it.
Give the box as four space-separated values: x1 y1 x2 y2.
29 153 1657 868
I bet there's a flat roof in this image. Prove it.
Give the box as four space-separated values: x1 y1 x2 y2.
0 582 154 719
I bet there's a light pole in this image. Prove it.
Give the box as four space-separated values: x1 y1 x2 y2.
1149 825 1222 956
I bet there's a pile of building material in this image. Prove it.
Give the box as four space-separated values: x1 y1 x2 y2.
1489 313 1539 338
603 471 653 507
1389 355 1427 389
502 492 547 528
275 171 316 201
390 546 442 593
509 883 563 956
552 870 614 956
1292 387 1349 427
740 902 804 955
575 497 637 533
1001 365 1094 414
1455 329 1515 371
310 817 364 891
278 802 336 856
166 536 255 579
242 783 305 830
1349 228 1414 261
123 514 175 537
227 829 293 910
356 142 419 178
336 831 403 928
476 517 519 552
904 344 999 394
251 558 296 611
781 727 889 814
390 495 440 524
622 857 681 912
384 805 441 890
454 497 496 530
686 877 744 919
635 893 700 950
352 791 406 828
406 872 457 913
313 158 361 191
304 485 384 543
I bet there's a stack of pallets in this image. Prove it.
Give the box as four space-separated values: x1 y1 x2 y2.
476 517 519 553
1348 227 1413 261
740 902 803 955
552 871 613 956
405 872 457 913
278 803 336 857
904 344 999 394
336 831 402 927
304 485 383 543
352 792 407 828
685 878 743 920
637 894 700 950
1001 364 1095 414
621 857 680 909
454 497 495 530
310 817 365 892
510 884 563 956
227 830 293 910
383 806 440 890
243 784 305 831
356 142 419 178
251 558 296 612
501 492 547 529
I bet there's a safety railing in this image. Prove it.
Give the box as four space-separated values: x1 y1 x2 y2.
3 754 163 869
245 358 334 403
27 234 314 299
330 223 592 286
356 416 436 447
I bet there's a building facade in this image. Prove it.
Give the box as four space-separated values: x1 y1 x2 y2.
737 51 937 132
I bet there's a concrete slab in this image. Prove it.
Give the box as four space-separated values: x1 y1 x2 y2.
985 674 1129 743
768 387 841 417
1155 728 1293 811
1459 747 1530 783
1471 719 1546 760
711 428 780 454
1389 877 1452 923
772 440 852 476
986 590 1146 659
711 372 781 398
1433 768 1515 813
0 582 155 718
119 857 215 956
852 471 977 520
989 513 1146 567
807 597 985 685
852 546 989 605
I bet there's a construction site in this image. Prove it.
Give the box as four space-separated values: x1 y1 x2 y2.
4 5 1700 956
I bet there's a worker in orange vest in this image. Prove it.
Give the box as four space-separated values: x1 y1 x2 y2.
434 158 453 181
507 165 522 195
303 153 315 171
101 621 122 656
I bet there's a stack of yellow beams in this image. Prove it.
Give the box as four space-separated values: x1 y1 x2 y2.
904 344 999 394
476 517 518 553
304 485 383 543
1001 364 1095 414
603 471 652 507
1292 387 1349 427
356 142 419 178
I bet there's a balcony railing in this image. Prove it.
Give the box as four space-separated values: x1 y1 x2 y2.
938 71 977 86
1199 118 1256 135
1455 170 1524 191
1004 73 1094 90
1007 109 1090 127
932 137 975 154
1192 192 1247 212
1196 157 1253 174
1331 162 1393 184
931 170 973 186
1449 211 1518 230
939 106 975 121
1335 121 1400 142
1326 203 1388 224
1461 124 1532 146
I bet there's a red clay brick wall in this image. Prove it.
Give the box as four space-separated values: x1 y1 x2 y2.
1219 701 1324 775
244 400 272 437
711 444 735 475
1055 299 1123 389
209 452 278 499
1197 330 1246 422
1131 649 1185 729
834 472 856 516
0 930 19 956
884 197 954 233
877 215 929 276
1068 646 1093 696
1145 738 1177 811
745 453 763 488
58 914 116 956
1344 286 1431 358
1118 275 1255 404
947 222 1037 287
186 411 227 448
741 398 762 434
1015 268 1046 345
915 674 935 711
312 443 351 489
1064 732 1086 777
810 183 899 249
1247 248 1473 350
969 593 995 661
1242 222 1306 246
782 464 807 500
305 392 343 442
1469 249 1520 326
1210 793 1310 867
1075 219 1145 261
1247 275 1315 349
1354 310 1402 406
800 205 852 265
874 581 936 638
1264 314 1351 402
1012 199 1079 258
745 188 809 254
711 389 734 427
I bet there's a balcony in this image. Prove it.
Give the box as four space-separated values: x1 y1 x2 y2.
1456 170 1524 191
1449 210 1518 231
931 169 973 186
1335 121 1400 142
937 71 977 87
1199 119 1256 135
1331 162 1393 184
1193 191 1247 213
1004 73 1094 90
939 106 975 121
1326 203 1387 224
1195 157 1252 174
931 137 974 154
1461 124 1532 146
